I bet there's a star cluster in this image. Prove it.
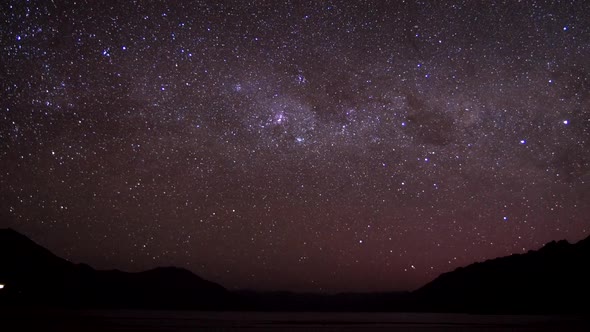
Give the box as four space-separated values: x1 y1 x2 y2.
1 0 589 292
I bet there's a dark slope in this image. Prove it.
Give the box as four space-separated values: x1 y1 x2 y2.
413 236 590 313
0 228 228 309
2 228 589 313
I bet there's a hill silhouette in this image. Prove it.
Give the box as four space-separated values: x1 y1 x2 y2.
414 236 590 314
1 228 589 313
0 228 228 309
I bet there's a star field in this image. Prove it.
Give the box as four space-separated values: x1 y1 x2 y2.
1 0 589 292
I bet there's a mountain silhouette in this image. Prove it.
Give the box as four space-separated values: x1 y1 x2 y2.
413 236 590 314
0 228 228 309
1 228 589 313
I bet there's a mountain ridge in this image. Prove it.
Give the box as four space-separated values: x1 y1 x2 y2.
0 228 228 309
414 234 590 313
1 228 589 313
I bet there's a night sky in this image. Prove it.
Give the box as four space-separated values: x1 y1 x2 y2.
1 0 589 292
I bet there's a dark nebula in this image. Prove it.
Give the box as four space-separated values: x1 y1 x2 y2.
1 0 589 292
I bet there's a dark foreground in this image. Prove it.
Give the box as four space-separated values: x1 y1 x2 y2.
3 310 590 331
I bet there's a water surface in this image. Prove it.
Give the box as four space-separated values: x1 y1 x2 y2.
5 310 589 331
